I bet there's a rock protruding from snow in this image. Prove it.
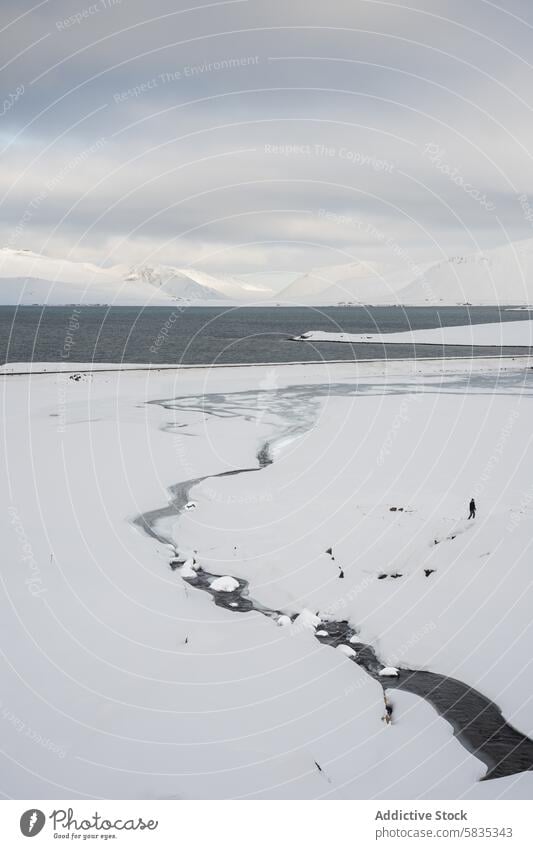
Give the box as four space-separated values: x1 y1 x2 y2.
379 666 400 677
180 559 199 578
210 576 239 592
337 644 357 658
293 608 322 630
276 615 292 627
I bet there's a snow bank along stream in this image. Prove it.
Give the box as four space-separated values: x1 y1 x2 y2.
134 387 533 785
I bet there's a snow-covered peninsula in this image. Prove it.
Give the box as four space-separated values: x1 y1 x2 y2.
292 320 533 347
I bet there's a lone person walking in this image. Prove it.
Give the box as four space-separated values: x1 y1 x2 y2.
468 497 476 519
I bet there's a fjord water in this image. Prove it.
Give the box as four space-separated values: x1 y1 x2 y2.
0 305 530 365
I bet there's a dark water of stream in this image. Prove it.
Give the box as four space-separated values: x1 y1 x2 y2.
134 439 533 784
178 565 533 781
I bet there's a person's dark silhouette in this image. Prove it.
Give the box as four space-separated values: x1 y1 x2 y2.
468 498 476 519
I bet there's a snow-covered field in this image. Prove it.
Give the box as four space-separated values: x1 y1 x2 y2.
2 356 533 799
293 319 533 347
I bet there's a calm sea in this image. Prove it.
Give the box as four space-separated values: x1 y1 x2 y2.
0 305 530 366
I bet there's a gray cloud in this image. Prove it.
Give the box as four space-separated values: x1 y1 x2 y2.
2 0 533 272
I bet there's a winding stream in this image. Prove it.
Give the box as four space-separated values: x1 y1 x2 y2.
134 390 533 784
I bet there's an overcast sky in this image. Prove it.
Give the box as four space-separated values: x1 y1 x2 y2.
2 0 533 276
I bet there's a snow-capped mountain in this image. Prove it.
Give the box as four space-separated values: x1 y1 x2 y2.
3 238 533 306
0 249 282 304
0 275 181 306
0 250 228 305
161 267 276 301
277 259 386 302
0 249 113 286
121 265 227 301
277 239 533 305
309 266 431 305
398 239 533 305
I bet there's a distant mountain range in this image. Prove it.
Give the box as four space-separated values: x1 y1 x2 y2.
0 249 274 305
2 239 533 305
276 239 533 305
275 261 423 305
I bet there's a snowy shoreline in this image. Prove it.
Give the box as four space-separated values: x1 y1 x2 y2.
1 353 532 377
